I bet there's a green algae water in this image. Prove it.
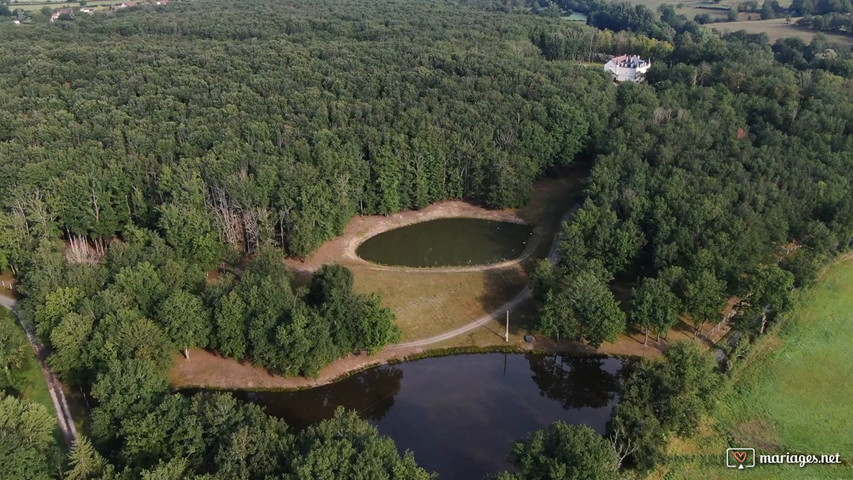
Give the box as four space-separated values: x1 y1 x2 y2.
356 218 533 267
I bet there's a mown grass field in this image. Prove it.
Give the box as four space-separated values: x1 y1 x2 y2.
710 17 853 45
649 255 853 479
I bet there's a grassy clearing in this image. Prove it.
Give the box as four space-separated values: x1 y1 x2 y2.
710 17 853 45
354 266 528 341
649 255 853 479
625 0 734 21
352 171 584 342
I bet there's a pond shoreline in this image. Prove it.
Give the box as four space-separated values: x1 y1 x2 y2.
355 218 535 269
172 182 686 392
284 200 534 275
170 342 639 393
173 173 714 392
199 352 626 479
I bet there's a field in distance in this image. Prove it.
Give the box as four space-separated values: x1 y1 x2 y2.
710 17 853 45
623 0 853 46
628 0 792 20
10 0 130 12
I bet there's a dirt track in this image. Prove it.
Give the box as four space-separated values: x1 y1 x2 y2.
0 295 78 448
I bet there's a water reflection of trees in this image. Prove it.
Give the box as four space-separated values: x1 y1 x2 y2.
355 366 403 422
239 365 404 431
525 354 619 409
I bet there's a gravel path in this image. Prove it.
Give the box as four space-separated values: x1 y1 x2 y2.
0 295 78 448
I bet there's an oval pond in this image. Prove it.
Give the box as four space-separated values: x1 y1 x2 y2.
227 353 625 479
356 218 533 267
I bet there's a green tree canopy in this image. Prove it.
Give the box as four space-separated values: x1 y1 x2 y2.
287 408 434 480
630 276 680 344
502 422 619 480
540 267 626 348
0 393 58 480
156 289 212 359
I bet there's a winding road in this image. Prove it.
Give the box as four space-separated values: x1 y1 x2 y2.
0 295 78 448
389 205 577 349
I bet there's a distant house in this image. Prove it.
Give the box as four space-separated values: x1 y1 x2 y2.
604 55 651 83
50 8 74 22
117 1 138 8
80 6 94 13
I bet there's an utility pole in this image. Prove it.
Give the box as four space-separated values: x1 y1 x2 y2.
505 310 509 342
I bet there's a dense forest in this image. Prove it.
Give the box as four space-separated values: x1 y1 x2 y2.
2 0 853 478
791 0 853 15
0 0 616 262
0 0 621 477
534 30 853 351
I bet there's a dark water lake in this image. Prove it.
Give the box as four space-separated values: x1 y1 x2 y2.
229 353 625 479
356 218 533 267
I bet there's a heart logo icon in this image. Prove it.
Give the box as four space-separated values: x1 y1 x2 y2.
733 451 747 463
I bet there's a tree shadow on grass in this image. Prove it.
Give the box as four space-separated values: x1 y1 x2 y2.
476 267 529 341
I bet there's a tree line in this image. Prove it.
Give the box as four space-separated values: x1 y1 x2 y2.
19 231 399 386
797 12 853 35
6 229 407 478
490 342 719 479
791 0 853 15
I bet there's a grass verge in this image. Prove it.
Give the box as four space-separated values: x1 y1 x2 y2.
1 308 66 452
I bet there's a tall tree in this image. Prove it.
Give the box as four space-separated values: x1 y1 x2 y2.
684 270 726 340
156 290 212 359
213 290 248 360
65 436 116 480
567 268 627 348
539 267 626 348
0 394 58 480
0 310 27 387
502 422 619 480
657 342 719 436
289 408 434 480
739 263 795 334
630 277 680 344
